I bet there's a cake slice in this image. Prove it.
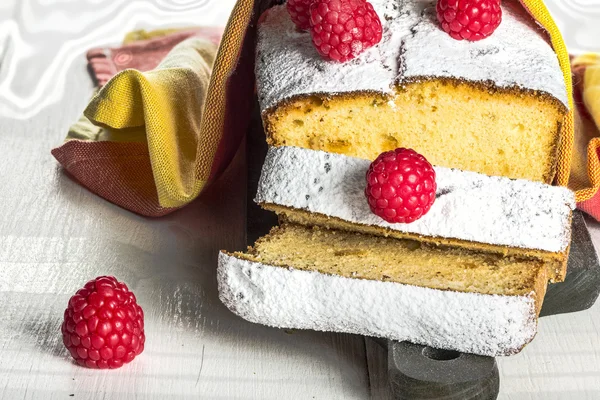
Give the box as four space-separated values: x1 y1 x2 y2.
255 146 576 282
256 0 568 183
218 224 548 356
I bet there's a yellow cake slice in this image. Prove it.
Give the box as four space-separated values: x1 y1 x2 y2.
218 224 548 356
255 146 576 282
220 0 574 358
256 0 568 183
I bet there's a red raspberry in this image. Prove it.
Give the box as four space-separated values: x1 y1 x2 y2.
436 0 502 41
309 0 382 62
287 0 315 31
61 276 145 369
365 148 436 224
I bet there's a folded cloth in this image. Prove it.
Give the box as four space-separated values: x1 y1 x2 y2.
517 0 574 192
53 0 261 217
570 54 600 220
53 34 221 216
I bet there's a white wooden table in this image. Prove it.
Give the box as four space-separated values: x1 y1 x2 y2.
0 1 598 399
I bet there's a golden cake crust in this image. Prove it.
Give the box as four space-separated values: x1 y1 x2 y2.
263 78 566 183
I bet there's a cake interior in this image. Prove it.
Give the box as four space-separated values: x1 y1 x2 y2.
233 224 548 301
262 203 568 283
264 79 565 183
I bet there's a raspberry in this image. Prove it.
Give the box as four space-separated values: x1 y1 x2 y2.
436 0 502 41
365 148 436 224
287 0 315 31
309 0 382 62
61 276 145 369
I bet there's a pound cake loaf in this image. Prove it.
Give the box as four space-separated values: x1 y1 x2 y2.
256 0 568 183
218 224 548 356
256 146 576 282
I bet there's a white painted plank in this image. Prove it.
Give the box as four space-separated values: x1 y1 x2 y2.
0 0 371 399
497 3 600 395
0 64 370 399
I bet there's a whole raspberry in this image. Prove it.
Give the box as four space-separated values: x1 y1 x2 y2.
61 276 145 369
309 0 382 62
365 148 437 224
287 0 315 30
436 0 502 41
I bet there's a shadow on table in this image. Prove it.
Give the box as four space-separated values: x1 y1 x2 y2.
21 310 70 359
49 136 369 388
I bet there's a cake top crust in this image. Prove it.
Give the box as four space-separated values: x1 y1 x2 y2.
255 146 576 253
256 0 568 112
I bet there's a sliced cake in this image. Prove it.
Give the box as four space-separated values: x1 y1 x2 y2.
256 0 568 183
255 146 576 282
218 224 548 357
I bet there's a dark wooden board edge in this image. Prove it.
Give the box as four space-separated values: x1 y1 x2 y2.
540 210 600 317
246 100 278 245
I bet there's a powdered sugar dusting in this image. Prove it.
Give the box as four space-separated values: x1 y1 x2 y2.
256 1 412 111
255 146 575 253
401 2 568 107
256 0 568 113
218 252 538 357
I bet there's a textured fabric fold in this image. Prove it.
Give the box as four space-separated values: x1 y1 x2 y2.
54 0 597 219
571 54 600 219
52 34 222 216
83 38 216 208
518 0 574 194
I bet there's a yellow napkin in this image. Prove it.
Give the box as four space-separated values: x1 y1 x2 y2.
574 54 600 128
570 54 600 218
84 37 217 209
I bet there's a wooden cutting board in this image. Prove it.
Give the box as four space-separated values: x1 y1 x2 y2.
245 106 600 400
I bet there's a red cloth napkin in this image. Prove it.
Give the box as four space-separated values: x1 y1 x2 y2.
87 27 222 86
52 28 224 217
572 57 600 220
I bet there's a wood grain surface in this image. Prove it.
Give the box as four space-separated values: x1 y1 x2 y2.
0 1 370 399
0 1 599 399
